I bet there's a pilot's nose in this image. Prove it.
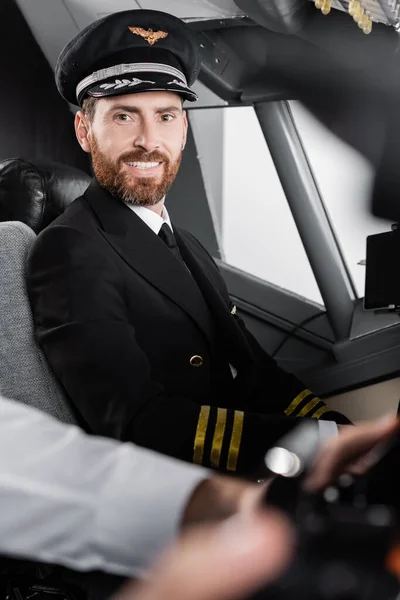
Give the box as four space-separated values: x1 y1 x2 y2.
133 121 160 153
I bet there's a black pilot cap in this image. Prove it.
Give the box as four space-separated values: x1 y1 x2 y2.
55 9 200 107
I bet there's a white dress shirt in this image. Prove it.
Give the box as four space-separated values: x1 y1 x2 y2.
0 394 207 578
124 202 337 441
126 203 173 235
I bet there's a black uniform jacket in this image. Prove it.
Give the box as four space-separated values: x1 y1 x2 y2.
27 179 350 476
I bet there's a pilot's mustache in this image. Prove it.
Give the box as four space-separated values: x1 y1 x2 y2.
119 151 168 165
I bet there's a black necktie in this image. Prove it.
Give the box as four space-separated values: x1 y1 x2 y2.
158 223 189 271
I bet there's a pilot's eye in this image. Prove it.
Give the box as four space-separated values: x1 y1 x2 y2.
161 114 174 122
115 113 131 122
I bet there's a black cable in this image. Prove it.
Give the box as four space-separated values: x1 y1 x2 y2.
271 311 327 359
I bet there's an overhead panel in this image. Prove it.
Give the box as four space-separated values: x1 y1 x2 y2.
310 0 400 31
64 0 244 30
15 0 79 68
65 0 141 30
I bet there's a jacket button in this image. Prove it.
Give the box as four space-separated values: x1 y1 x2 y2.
190 355 204 368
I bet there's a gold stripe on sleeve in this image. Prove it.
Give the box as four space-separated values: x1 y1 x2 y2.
297 397 321 417
227 411 244 472
193 406 210 465
210 408 227 468
312 405 331 419
284 389 312 416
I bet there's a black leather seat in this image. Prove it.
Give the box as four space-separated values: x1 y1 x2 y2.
0 159 94 597
0 157 88 422
0 158 91 231
0 157 92 421
0 156 92 422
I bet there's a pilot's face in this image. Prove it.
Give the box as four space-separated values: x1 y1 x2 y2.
76 91 188 206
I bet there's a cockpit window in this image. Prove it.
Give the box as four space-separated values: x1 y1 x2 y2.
190 105 324 305
291 101 391 299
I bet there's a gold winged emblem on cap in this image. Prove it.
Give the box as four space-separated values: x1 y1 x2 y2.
128 26 168 45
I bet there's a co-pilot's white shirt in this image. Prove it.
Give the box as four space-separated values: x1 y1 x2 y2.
0 394 207 578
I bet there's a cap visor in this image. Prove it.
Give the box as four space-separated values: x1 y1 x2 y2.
84 72 198 103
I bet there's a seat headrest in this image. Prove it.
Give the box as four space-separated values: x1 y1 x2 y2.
0 158 91 234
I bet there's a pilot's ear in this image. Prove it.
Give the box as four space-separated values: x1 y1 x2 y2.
182 110 188 151
74 111 92 153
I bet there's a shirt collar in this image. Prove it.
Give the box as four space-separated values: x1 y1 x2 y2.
124 202 173 235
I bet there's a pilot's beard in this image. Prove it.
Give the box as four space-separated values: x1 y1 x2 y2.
90 136 182 206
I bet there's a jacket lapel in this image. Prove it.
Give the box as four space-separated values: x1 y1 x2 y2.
175 229 255 368
84 181 213 343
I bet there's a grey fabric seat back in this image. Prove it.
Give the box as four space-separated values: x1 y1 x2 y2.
0 221 76 423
